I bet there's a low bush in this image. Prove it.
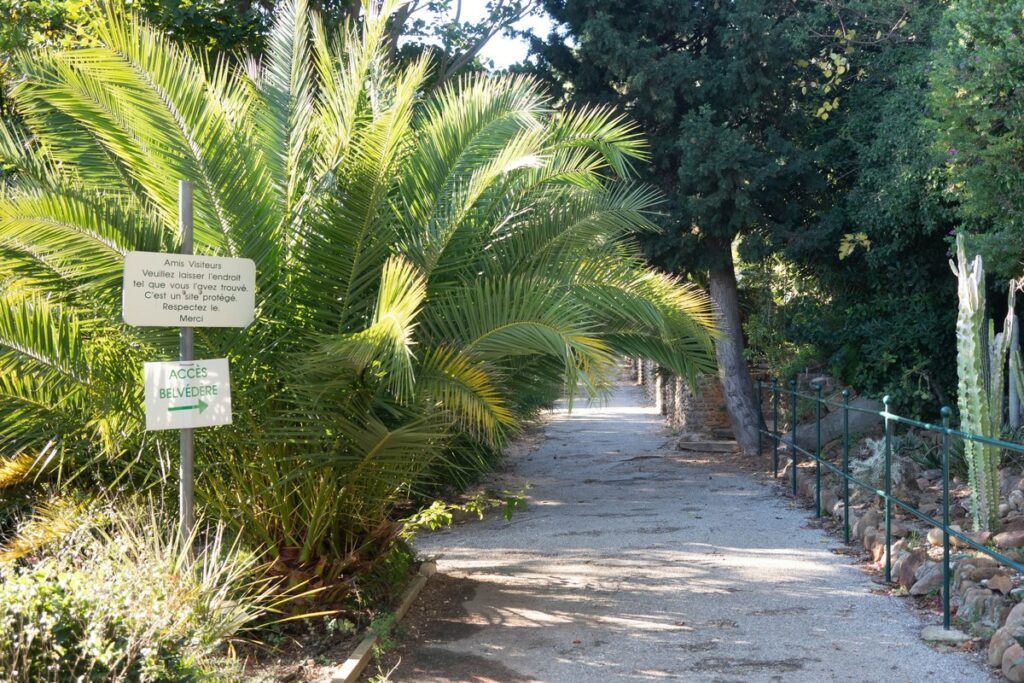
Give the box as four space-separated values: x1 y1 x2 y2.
0 504 283 682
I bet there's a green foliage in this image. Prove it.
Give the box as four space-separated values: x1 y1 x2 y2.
761 2 959 412
351 540 417 610
932 0 1024 277
323 615 356 636
534 0 820 274
0 0 99 52
739 255 825 380
400 487 528 536
369 611 398 655
0 0 260 125
1000 425 1024 472
0 0 264 60
0 0 98 139
0 504 281 682
0 0 716 597
402 500 455 533
131 0 268 54
0 0 541 107
837 232 871 261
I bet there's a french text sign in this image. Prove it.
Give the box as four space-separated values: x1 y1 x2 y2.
123 251 255 327
144 359 232 430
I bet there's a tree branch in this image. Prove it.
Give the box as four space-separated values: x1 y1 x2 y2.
434 0 537 89
385 0 422 63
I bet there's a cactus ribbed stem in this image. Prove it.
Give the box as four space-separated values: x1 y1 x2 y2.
953 235 1003 532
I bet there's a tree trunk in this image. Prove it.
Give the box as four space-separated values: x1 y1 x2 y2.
708 254 762 455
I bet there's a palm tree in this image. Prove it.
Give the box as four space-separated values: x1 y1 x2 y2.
0 0 716 586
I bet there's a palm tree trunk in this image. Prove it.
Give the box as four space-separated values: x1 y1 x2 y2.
708 251 762 455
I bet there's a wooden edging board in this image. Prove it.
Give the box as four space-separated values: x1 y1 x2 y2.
328 560 437 683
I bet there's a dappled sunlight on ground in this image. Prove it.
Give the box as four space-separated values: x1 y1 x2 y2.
403 380 987 683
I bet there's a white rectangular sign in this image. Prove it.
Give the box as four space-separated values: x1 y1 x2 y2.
123 251 255 328
144 358 232 431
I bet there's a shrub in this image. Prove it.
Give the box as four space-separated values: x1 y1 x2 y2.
850 437 905 491
0 504 282 682
931 0 1024 275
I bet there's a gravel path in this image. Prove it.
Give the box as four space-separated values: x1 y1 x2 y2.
401 381 990 682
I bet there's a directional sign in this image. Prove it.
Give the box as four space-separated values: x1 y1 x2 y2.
123 251 255 328
169 400 210 414
144 358 232 431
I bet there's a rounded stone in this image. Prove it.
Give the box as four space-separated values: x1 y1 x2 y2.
1006 602 1024 627
1004 643 1024 683
994 529 1024 549
921 625 971 644
989 625 1022 667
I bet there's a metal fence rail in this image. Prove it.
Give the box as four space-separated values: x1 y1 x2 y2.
756 379 1024 631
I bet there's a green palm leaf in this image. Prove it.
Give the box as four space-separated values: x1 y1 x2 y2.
0 0 718 580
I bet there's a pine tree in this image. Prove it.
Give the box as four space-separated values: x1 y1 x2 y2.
534 0 820 452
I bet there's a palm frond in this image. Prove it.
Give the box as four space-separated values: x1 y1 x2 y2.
0 190 167 306
546 105 649 177
416 346 515 445
256 0 314 215
307 256 426 400
0 493 98 563
0 0 718 576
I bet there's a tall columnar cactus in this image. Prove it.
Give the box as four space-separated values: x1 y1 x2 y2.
952 235 1010 532
1011 286 1024 428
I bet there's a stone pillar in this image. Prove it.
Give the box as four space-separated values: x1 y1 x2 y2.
655 372 664 414
674 376 684 427
663 375 674 417
646 361 657 402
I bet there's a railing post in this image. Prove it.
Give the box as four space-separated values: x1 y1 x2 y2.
815 383 822 518
941 406 952 630
757 380 763 456
790 379 798 497
883 395 893 583
842 389 850 545
772 378 780 478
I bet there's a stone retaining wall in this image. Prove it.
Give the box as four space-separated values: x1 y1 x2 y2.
632 358 732 438
787 464 1024 682
632 358 816 439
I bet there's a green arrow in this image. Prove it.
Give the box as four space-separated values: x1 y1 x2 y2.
168 399 209 414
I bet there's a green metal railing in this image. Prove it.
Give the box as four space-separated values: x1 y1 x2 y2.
757 379 1024 631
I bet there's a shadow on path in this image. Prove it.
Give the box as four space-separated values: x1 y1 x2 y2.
391 381 990 683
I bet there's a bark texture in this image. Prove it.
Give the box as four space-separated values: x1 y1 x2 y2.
708 258 762 455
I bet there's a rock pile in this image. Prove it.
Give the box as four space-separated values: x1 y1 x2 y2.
786 463 1024 681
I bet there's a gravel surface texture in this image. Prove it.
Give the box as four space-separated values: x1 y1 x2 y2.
400 381 991 682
